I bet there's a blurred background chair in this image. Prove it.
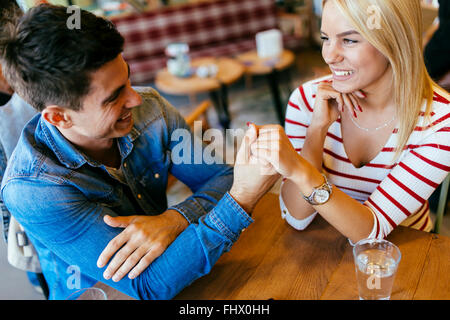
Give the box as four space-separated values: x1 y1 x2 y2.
434 174 449 234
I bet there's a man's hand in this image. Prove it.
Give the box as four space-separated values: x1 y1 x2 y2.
97 209 188 282
250 124 305 180
229 123 280 214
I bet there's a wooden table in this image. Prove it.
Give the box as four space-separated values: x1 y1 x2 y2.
92 193 450 300
176 193 450 300
236 50 295 124
155 57 244 129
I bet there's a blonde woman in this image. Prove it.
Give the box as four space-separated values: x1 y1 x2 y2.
249 0 450 244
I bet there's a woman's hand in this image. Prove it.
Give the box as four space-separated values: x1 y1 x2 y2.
97 210 188 282
311 80 365 128
250 124 306 180
230 123 281 214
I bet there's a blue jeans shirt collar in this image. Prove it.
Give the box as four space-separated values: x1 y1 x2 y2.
37 116 141 170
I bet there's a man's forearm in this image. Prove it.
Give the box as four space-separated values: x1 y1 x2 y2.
136 192 253 299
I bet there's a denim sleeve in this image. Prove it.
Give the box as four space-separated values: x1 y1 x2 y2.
2 179 252 300
160 95 234 224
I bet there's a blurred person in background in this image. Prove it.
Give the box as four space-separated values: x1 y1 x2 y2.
424 0 450 91
0 0 41 297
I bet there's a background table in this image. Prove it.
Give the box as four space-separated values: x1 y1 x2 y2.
155 57 244 129
91 193 450 300
236 50 295 124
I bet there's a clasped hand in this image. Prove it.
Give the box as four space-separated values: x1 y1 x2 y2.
241 81 367 189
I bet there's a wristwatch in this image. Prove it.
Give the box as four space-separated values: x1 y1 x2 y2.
302 174 333 205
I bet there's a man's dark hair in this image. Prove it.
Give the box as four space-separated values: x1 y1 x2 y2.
0 4 124 111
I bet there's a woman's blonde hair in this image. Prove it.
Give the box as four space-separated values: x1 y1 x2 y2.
322 0 448 160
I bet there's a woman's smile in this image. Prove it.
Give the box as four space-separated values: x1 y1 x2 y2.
331 68 355 81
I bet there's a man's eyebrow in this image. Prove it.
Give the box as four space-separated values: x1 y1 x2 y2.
101 63 131 106
320 30 360 37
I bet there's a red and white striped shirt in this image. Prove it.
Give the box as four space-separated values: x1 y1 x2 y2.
282 76 450 239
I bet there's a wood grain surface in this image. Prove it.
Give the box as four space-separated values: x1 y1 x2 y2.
91 193 450 300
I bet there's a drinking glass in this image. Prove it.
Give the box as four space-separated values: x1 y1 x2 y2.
353 239 401 300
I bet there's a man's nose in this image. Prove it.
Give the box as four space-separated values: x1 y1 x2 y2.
125 87 142 109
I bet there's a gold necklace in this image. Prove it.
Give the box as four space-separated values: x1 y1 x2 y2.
349 114 396 132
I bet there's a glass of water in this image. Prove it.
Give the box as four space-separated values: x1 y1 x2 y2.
353 239 401 300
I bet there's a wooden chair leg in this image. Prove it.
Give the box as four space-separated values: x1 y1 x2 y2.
245 73 252 90
166 174 178 190
184 100 212 127
189 94 197 106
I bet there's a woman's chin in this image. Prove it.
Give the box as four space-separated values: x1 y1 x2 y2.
331 81 357 94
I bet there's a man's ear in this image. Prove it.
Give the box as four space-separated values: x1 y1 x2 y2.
41 106 73 129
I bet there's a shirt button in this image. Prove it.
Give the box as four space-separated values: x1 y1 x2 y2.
154 173 160 179
137 194 142 199
123 163 127 168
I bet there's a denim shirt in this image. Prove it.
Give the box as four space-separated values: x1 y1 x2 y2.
1 88 253 299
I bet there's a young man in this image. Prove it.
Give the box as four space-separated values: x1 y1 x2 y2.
0 5 278 299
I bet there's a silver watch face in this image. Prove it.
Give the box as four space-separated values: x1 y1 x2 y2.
313 189 330 204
